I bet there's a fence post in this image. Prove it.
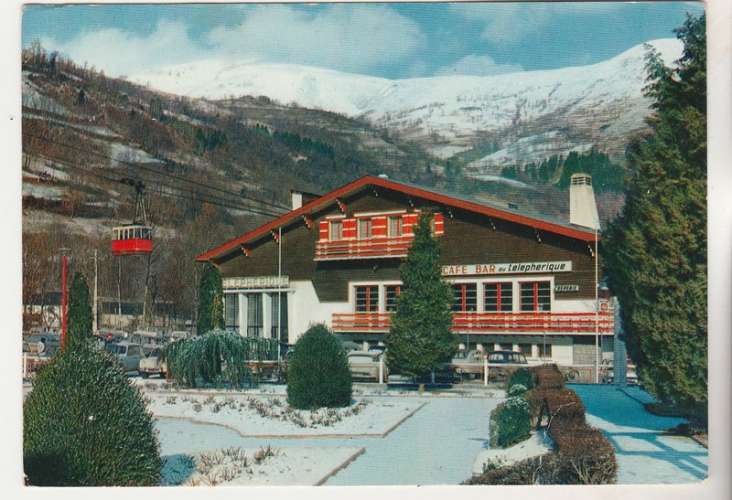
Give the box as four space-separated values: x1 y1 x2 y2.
483 355 488 386
379 355 384 385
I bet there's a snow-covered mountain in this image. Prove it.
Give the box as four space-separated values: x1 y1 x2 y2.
131 39 681 172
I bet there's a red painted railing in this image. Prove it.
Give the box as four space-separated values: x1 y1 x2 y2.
332 311 614 334
315 236 415 260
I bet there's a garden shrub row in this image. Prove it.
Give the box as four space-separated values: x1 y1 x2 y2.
489 368 534 448
470 364 617 485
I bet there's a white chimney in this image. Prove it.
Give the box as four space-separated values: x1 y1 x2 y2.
291 191 303 210
569 173 600 230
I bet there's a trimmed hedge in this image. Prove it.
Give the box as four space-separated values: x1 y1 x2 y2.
506 367 535 391
490 396 532 448
24 344 162 486
470 363 617 484
287 324 352 409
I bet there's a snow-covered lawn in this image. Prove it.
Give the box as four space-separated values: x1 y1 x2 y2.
570 384 708 484
147 393 424 437
471 430 553 477
161 446 364 486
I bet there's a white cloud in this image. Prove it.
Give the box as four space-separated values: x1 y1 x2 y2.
450 3 625 44
436 54 523 77
41 21 205 77
206 4 426 74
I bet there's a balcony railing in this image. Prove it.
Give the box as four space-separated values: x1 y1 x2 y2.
331 311 614 335
314 236 415 261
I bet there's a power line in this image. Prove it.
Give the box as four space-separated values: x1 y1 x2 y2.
29 153 285 218
24 132 291 213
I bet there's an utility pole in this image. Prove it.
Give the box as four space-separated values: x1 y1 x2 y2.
277 226 282 362
93 249 98 334
594 228 600 384
60 248 69 350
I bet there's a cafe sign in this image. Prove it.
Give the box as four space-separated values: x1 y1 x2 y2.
441 261 572 276
223 276 289 289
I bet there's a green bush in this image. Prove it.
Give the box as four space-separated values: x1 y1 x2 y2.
24 344 162 486
507 383 528 397
287 324 352 409
507 368 535 391
490 396 532 448
164 329 275 388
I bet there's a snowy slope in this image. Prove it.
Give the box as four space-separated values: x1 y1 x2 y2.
131 39 682 167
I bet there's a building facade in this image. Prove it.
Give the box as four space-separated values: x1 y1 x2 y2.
197 175 614 367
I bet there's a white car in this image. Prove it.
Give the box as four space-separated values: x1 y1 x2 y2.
347 351 387 381
139 348 167 378
105 341 143 374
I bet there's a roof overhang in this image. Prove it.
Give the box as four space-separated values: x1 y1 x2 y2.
196 175 599 262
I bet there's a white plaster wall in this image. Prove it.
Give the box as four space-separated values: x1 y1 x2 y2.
288 280 350 344
553 299 597 313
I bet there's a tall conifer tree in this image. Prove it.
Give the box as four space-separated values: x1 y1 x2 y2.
385 212 456 378
197 263 224 335
66 272 92 349
603 14 706 411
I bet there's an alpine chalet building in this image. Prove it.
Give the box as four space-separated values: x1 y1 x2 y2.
196 174 614 368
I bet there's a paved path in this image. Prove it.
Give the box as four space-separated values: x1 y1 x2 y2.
570 384 708 484
155 395 499 485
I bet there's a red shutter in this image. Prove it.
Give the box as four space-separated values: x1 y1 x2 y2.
342 218 357 239
433 212 444 236
318 220 329 241
402 213 418 235
372 216 387 237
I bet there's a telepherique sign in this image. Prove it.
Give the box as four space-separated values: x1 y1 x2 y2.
441 261 573 276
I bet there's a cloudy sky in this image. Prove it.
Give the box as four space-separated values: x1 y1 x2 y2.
22 2 704 79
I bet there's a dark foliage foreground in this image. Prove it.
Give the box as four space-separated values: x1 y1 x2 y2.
24 343 162 486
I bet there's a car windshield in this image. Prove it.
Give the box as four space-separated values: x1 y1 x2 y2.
105 344 125 355
488 353 504 362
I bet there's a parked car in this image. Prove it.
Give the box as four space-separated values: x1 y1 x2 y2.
347 351 387 381
487 350 528 365
601 358 639 385
450 349 484 378
139 348 167 378
130 330 166 355
105 341 143 373
23 333 61 357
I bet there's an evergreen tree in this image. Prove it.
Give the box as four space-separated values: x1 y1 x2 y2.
66 272 92 349
196 263 224 335
603 14 706 412
385 212 456 378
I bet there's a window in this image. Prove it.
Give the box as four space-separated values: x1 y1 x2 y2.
329 220 343 240
538 343 552 359
484 283 513 312
270 293 288 344
519 343 533 356
520 281 552 312
355 286 379 312
385 285 401 312
358 218 372 239
224 294 239 333
452 283 477 312
246 294 263 337
127 345 141 356
388 216 403 237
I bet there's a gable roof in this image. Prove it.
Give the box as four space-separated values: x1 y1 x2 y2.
196 175 599 262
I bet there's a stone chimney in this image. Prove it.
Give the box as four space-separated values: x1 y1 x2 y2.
290 190 304 210
569 173 600 230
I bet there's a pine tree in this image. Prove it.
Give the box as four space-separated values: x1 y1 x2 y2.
603 14 706 412
196 263 224 335
66 272 92 349
385 212 456 378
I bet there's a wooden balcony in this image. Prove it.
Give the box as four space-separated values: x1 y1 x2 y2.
314 236 415 261
331 311 614 335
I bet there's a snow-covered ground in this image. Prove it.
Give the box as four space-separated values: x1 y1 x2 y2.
471 430 553 477
570 384 708 484
155 395 501 485
162 446 364 486
147 392 424 437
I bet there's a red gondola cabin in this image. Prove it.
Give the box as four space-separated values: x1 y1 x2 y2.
111 224 153 256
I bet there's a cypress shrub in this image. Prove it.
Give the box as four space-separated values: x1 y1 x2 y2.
490 396 532 448
507 367 534 391
24 344 162 486
287 324 352 409
66 272 93 350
